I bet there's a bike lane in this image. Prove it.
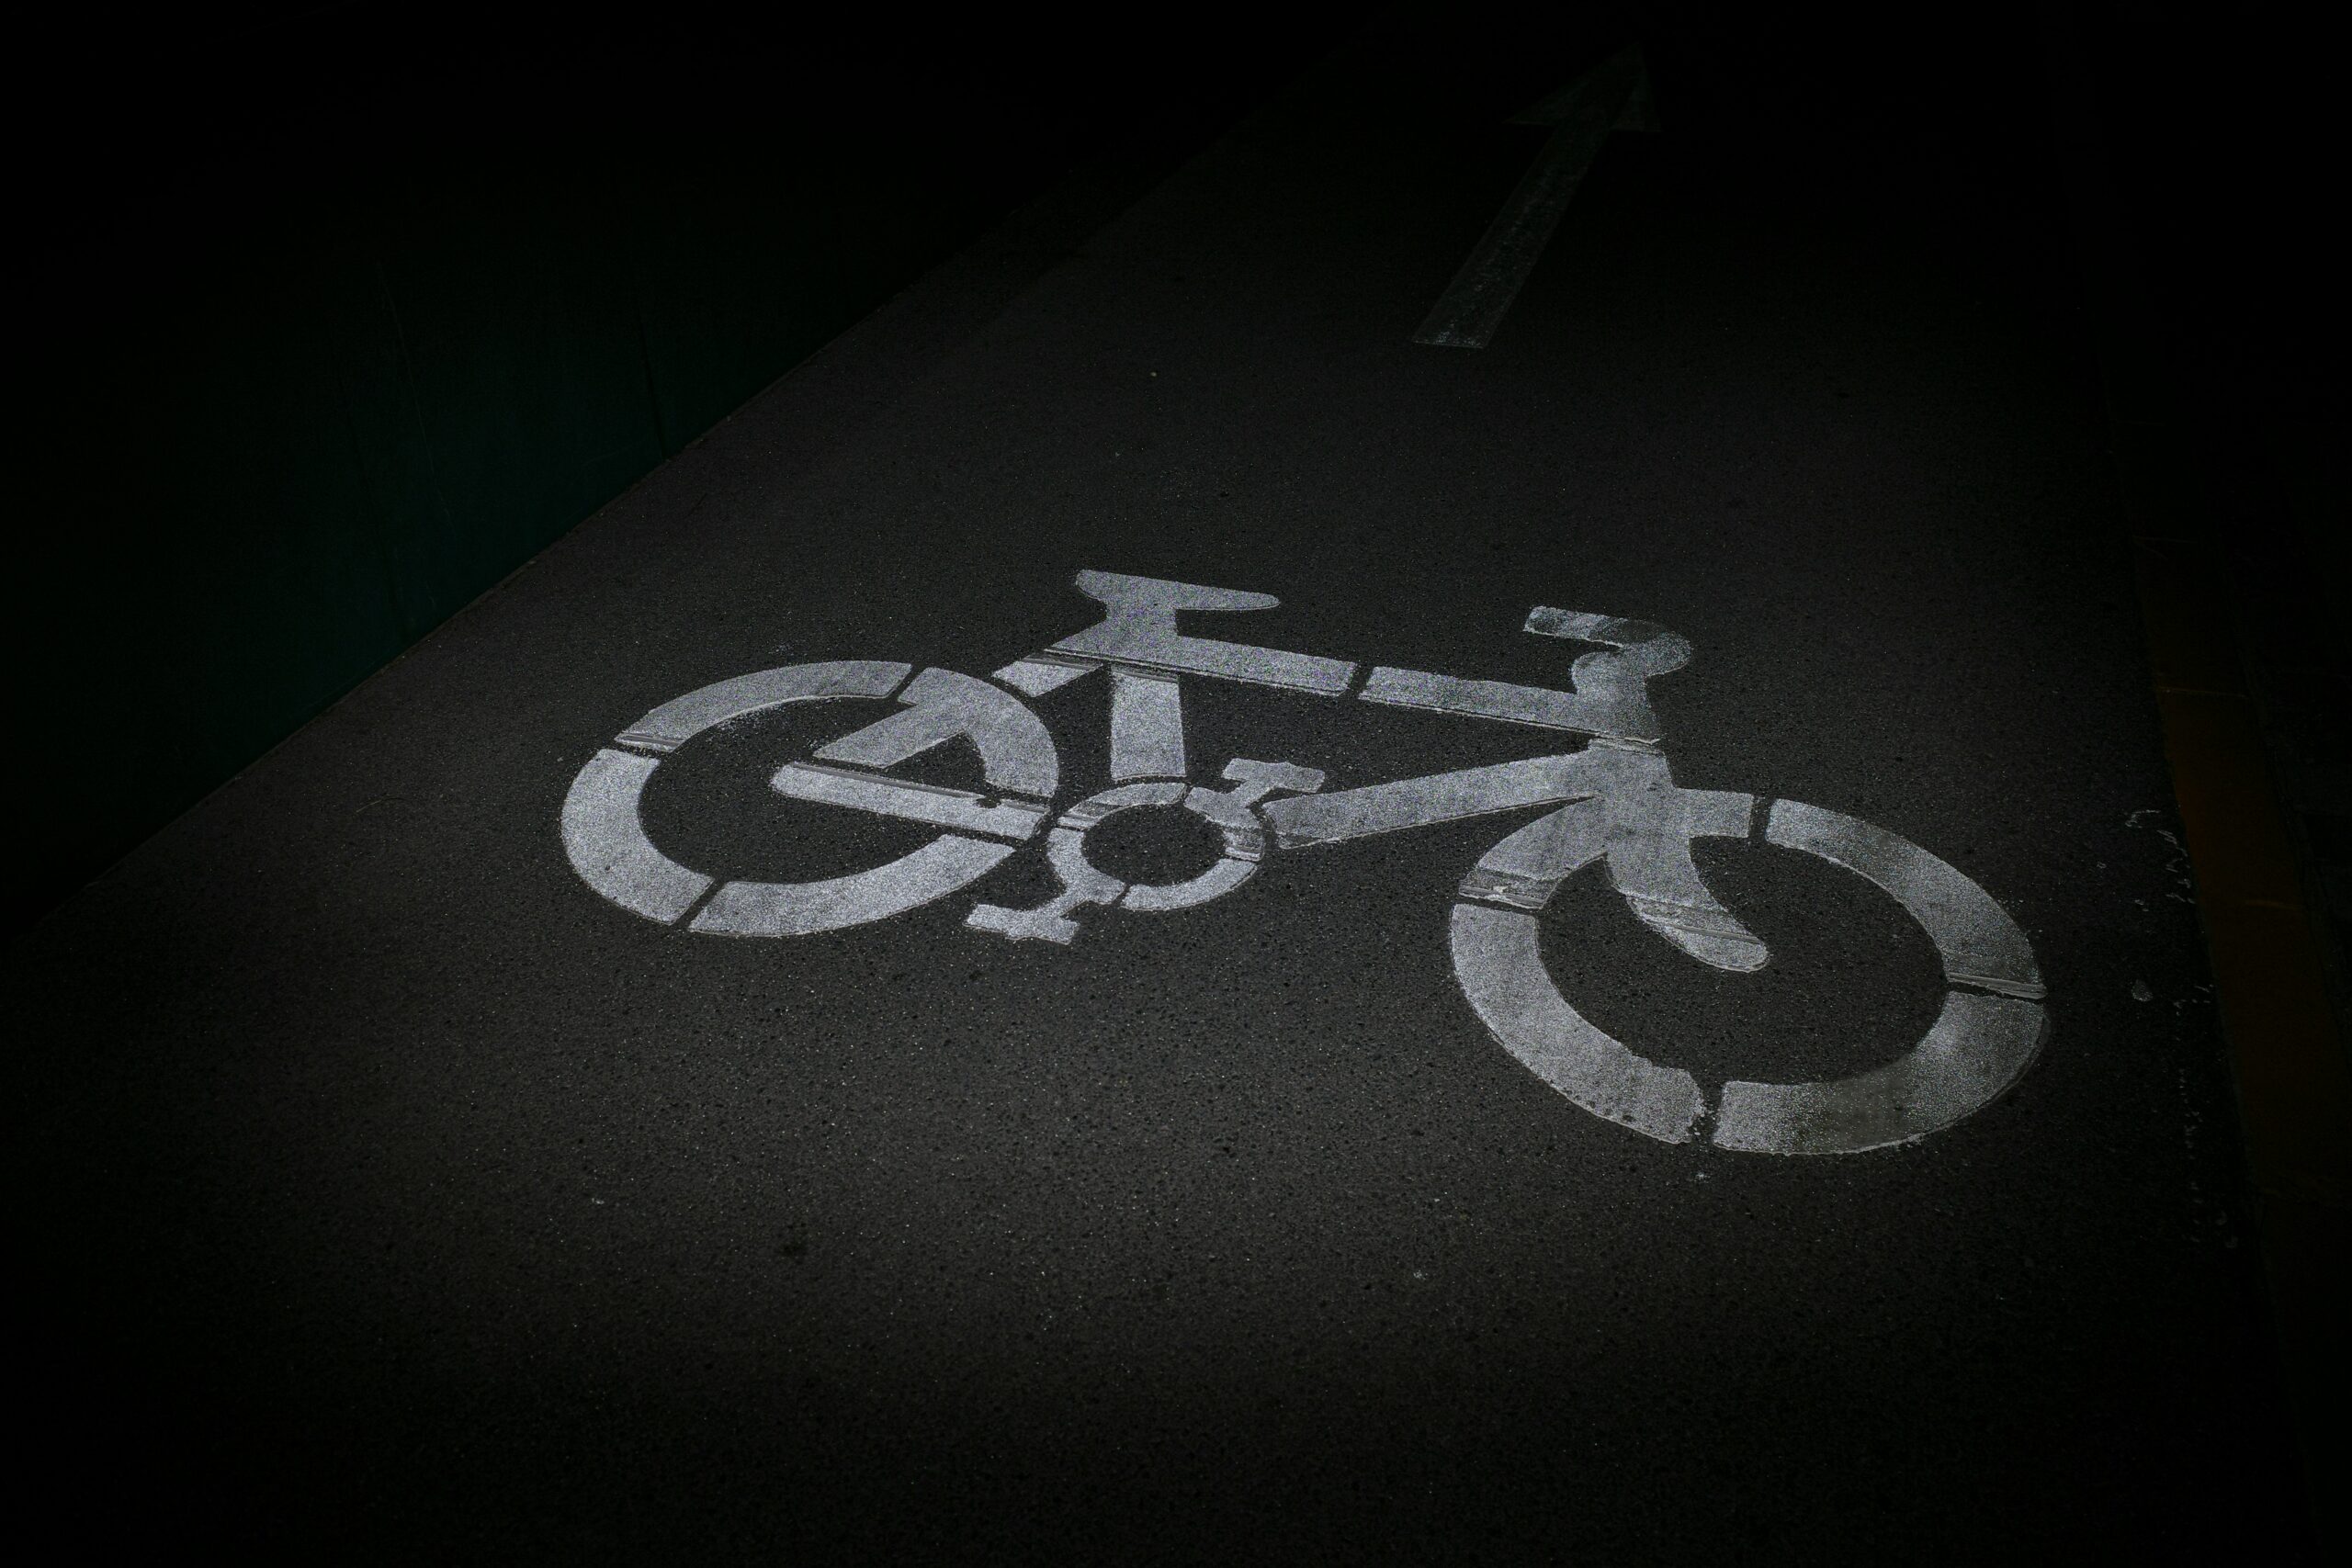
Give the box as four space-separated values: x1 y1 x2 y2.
12 6 2315 1560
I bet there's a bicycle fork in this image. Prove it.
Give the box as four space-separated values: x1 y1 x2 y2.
1262 743 1768 972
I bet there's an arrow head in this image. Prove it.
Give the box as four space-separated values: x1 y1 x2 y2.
1510 44 1657 132
1613 58 1661 132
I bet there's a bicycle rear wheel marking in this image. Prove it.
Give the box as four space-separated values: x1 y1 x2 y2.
691 836 1021 937
1450 799 2049 1154
616 661 911 753
561 660 1044 934
812 667 1058 799
561 749 714 923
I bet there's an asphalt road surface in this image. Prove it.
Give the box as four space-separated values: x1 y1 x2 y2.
15 6 2315 1561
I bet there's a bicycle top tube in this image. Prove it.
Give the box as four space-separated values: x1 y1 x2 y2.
995 569 1690 746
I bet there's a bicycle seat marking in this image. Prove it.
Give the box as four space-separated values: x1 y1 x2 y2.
561 570 2049 1156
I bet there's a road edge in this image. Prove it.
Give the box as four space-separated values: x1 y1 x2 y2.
2042 7 2350 1551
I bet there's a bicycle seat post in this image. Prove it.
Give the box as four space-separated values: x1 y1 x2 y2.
1051 570 1357 695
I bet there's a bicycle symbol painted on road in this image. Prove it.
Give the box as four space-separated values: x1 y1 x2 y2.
561 570 2049 1155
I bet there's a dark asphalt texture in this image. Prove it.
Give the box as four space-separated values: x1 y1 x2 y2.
14 7 2313 1561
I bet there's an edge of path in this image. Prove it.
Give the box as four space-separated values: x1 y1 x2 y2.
2044 8 2351 1551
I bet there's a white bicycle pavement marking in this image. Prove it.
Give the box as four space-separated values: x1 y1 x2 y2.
559 570 2049 1155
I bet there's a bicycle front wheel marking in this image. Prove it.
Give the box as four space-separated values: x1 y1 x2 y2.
1450 799 2049 1155
1451 903 1711 1143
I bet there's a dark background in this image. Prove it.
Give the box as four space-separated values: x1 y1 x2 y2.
16 1 1363 933
15 2 2337 937
12 1 2341 1555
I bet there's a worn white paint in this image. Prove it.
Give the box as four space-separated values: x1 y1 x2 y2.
558 570 2049 1154
1450 795 2047 1155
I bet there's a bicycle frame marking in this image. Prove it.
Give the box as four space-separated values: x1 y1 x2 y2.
560 570 2050 1156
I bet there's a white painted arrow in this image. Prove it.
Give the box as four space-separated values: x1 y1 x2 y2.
1413 45 1657 349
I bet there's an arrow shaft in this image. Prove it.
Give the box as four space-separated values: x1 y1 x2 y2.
1413 51 1645 349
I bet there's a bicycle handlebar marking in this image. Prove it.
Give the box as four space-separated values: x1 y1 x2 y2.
559 570 2050 1156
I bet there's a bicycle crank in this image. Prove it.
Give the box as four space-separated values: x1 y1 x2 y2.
967 759 1325 943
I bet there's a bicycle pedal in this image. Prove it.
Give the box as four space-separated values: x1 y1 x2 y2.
965 902 1082 945
1221 758 1326 797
